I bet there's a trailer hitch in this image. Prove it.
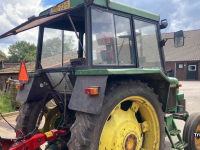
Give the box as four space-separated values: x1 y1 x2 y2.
0 130 67 150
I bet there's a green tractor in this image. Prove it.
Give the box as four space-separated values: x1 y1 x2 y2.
0 0 200 150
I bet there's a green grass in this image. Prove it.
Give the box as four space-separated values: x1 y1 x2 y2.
0 92 15 114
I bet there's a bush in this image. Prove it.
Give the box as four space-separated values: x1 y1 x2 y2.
0 92 15 114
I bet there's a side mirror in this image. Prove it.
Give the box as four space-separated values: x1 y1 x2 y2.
160 19 168 29
174 30 184 48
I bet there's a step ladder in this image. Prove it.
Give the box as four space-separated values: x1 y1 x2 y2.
165 114 188 150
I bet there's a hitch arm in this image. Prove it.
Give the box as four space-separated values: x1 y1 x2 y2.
0 130 67 150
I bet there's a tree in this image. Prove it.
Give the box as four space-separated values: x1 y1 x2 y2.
0 50 6 58
8 41 37 62
42 35 76 58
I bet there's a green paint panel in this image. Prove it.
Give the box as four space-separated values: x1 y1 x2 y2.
70 0 84 8
76 68 170 82
93 0 159 21
39 10 49 16
76 69 109 75
28 73 40 77
109 1 159 21
168 77 179 85
177 93 184 100
39 0 160 21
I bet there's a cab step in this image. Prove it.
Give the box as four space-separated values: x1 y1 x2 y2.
165 114 188 150
170 129 181 136
175 141 188 149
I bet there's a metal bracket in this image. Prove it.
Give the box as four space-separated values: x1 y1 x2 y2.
106 0 111 8
84 0 94 5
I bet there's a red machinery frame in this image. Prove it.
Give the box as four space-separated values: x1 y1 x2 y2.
0 130 67 150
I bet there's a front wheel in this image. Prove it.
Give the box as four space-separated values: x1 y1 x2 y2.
68 81 166 150
183 113 200 150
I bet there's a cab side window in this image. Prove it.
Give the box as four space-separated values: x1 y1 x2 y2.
134 19 162 69
115 15 134 65
91 8 135 66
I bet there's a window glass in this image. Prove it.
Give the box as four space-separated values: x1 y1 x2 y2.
134 20 162 69
178 64 184 69
41 28 62 68
63 31 78 67
115 15 134 65
41 28 78 68
91 9 117 65
188 65 196 71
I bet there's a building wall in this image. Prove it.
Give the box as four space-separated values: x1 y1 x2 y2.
0 73 18 91
4 63 20 69
198 62 200 80
166 61 200 80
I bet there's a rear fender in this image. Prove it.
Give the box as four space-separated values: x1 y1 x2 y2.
68 76 108 115
69 69 171 114
16 74 52 102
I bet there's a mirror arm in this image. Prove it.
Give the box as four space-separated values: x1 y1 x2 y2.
160 38 174 47
167 69 173 74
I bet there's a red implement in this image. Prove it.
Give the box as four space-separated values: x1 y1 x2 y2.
0 130 67 150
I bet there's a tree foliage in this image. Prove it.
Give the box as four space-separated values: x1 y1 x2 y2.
0 49 6 58
8 41 37 62
42 35 76 58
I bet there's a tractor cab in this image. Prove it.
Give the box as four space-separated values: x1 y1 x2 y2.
0 0 184 74
0 0 178 94
1 1 196 150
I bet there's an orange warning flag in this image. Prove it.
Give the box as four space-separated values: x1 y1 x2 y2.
18 61 29 84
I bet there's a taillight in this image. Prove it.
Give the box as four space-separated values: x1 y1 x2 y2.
16 84 23 90
85 88 99 95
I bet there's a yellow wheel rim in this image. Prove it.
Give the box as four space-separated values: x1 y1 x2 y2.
38 105 61 133
195 123 200 149
99 96 160 150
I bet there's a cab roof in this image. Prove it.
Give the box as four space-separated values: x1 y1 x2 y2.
0 0 159 39
40 0 160 21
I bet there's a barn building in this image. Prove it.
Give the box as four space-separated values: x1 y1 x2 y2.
163 29 200 80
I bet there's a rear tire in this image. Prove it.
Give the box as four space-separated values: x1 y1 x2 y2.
16 101 43 136
67 81 166 150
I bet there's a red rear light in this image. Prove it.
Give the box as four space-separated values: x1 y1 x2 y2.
85 88 99 95
18 61 29 84
16 84 23 90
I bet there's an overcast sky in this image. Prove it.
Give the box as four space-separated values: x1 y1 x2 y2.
0 0 200 55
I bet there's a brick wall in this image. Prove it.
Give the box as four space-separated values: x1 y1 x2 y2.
198 62 200 80
4 63 20 69
166 62 175 72
175 61 187 80
166 61 200 81
0 73 18 91
166 61 187 80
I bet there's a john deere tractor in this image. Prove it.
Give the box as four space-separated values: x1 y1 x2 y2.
0 0 200 150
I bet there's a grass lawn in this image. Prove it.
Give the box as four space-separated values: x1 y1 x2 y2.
0 92 15 114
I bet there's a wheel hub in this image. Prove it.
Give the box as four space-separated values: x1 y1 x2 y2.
38 105 61 133
99 96 160 150
125 134 137 150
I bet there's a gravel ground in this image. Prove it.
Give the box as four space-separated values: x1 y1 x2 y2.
0 81 200 149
